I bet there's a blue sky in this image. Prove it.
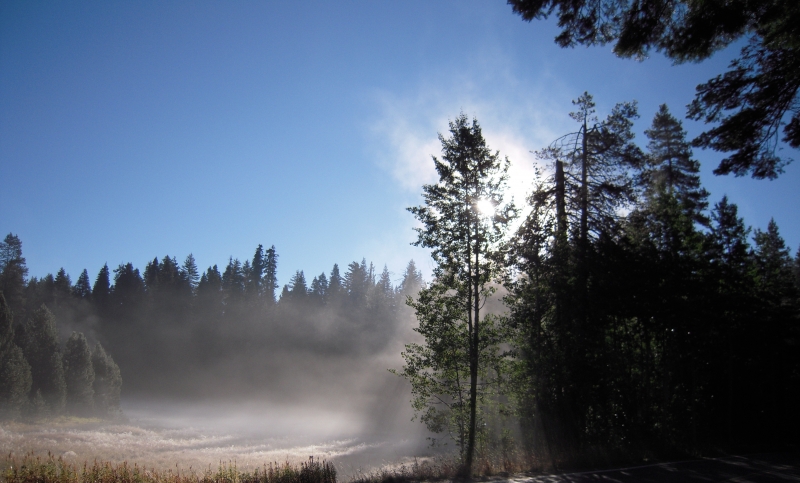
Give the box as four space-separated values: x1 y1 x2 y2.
2 1 798 288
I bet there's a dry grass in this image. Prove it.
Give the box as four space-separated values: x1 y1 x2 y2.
2 453 336 483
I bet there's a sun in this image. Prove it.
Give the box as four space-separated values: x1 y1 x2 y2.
476 198 495 216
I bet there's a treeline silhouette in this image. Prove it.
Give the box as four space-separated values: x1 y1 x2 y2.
503 98 800 460
0 236 424 407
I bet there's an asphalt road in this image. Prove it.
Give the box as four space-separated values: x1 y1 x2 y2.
504 453 800 482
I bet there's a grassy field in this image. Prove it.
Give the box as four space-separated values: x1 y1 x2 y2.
0 417 463 483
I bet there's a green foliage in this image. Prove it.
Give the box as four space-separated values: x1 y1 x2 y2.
92 264 111 311
63 332 95 415
0 292 32 419
642 105 709 224
22 305 66 414
509 0 800 178
91 342 122 416
401 113 515 474
71 270 92 300
0 233 28 322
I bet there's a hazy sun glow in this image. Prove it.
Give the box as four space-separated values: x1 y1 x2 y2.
476 198 495 216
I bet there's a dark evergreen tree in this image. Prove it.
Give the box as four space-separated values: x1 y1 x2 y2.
753 219 796 304
345 260 370 307
0 234 28 320
288 270 308 300
248 245 265 298
749 219 798 439
111 263 144 314
53 268 72 305
92 264 111 312
22 305 66 414
704 196 755 443
264 246 278 305
222 257 245 300
309 273 328 303
72 269 92 300
198 266 223 300
509 0 800 179
795 246 800 291
62 331 94 415
91 342 121 416
0 292 31 419
642 104 709 224
183 254 200 293
328 264 343 303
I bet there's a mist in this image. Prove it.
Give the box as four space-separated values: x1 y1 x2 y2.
1 250 442 477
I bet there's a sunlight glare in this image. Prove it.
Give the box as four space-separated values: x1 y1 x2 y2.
476 198 495 216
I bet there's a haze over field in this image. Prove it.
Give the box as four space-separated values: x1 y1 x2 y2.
1 1 799 479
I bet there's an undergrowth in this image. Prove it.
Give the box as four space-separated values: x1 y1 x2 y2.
2 453 336 483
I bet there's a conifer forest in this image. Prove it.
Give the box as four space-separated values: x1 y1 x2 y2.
3 96 799 475
2 0 800 480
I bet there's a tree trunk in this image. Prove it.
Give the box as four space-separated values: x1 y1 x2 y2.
465 219 480 477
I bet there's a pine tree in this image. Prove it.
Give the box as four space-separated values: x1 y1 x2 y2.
92 264 111 311
753 219 796 307
642 104 709 224
374 265 395 312
53 268 72 305
91 342 121 416
249 245 265 298
111 263 144 312
750 218 797 439
309 273 328 303
399 260 424 297
264 246 278 305
22 305 66 414
794 247 800 292
72 269 92 299
0 234 28 320
62 331 94 415
345 260 370 307
222 258 245 298
183 254 200 293
0 292 31 419
328 264 343 302
288 270 308 299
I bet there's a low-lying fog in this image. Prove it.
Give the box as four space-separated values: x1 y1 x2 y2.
2 301 445 478
2 394 437 479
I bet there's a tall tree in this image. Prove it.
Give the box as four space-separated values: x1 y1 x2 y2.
53 268 72 305
72 269 92 300
264 246 279 305
183 254 200 293
643 104 709 224
91 342 121 416
327 264 343 303
0 292 31 419
248 245 265 298
309 273 329 303
540 93 642 325
399 259 424 297
345 259 370 307
0 233 28 318
400 113 515 475
288 270 308 300
92 264 111 312
508 0 800 178
62 331 95 415
22 305 66 414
